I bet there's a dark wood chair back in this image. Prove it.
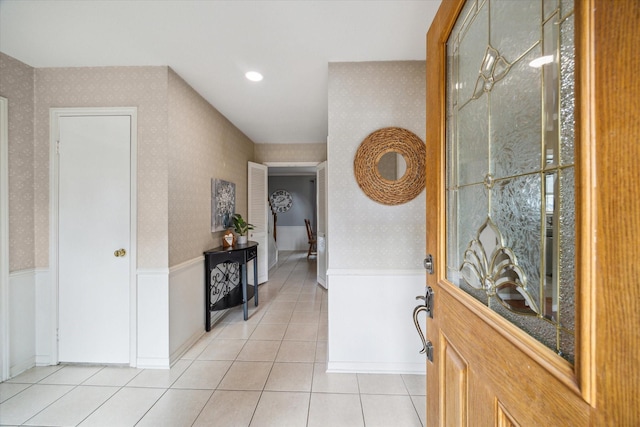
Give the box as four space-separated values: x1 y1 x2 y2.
304 219 317 259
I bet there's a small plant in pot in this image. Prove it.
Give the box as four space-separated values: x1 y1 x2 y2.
232 213 254 245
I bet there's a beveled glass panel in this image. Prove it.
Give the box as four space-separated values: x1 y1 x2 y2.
543 12 560 167
446 0 575 362
560 328 575 364
447 40 457 191
560 13 575 166
490 46 542 179
447 190 459 274
491 174 542 310
461 280 490 306
559 167 575 331
458 98 489 186
560 0 574 19
457 183 489 258
448 183 488 283
447 110 456 189
492 301 558 350
491 0 541 63
543 172 557 321
449 0 480 53
457 2 489 103
544 0 558 20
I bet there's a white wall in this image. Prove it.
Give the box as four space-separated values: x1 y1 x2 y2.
275 226 308 251
327 61 427 374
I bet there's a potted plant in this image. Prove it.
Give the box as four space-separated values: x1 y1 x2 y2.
231 213 254 245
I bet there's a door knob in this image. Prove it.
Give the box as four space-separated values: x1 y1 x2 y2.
114 248 126 257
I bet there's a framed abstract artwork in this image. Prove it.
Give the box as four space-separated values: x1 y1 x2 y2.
212 178 236 232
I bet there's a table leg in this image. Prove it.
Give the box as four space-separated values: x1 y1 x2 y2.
254 256 259 306
242 263 248 320
205 261 211 331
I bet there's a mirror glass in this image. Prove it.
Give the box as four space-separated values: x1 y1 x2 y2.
377 152 407 181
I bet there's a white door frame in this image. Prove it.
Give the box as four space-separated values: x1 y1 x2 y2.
263 162 320 167
49 107 138 366
316 161 328 288
263 161 321 259
0 97 9 380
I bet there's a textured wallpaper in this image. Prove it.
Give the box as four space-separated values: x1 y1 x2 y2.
2 56 420 272
168 69 254 266
255 143 326 164
327 61 426 270
2 57 258 270
0 53 35 271
34 66 170 268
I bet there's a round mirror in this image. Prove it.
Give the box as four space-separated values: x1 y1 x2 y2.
377 152 407 181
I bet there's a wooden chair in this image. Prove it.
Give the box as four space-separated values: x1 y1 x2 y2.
304 219 317 259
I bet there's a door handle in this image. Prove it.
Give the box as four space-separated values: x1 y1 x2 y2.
114 248 127 257
413 297 429 354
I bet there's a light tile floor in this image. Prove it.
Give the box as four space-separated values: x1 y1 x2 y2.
0 251 426 426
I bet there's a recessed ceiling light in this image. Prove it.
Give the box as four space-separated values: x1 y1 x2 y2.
245 71 263 82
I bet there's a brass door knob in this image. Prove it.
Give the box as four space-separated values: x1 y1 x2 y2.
114 248 127 257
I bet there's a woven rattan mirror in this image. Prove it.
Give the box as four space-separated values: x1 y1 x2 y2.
353 127 426 205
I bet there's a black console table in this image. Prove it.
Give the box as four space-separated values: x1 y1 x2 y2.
204 242 259 330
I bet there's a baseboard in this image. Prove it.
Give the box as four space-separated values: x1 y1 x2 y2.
136 357 171 369
317 275 326 287
35 355 52 366
169 328 204 366
326 361 425 375
210 310 229 326
326 268 424 276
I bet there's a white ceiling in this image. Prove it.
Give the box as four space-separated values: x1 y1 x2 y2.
0 0 441 144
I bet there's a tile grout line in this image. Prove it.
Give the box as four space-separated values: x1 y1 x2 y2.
20 364 109 426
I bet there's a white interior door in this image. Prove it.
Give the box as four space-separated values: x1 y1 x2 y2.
316 161 327 288
57 114 131 364
248 161 268 284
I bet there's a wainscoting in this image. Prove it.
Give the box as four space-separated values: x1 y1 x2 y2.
6 260 209 377
326 270 426 374
8 259 425 378
8 269 36 377
7 268 51 377
168 257 206 365
136 268 170 368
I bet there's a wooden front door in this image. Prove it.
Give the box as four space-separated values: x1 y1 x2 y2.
425 0 639 425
